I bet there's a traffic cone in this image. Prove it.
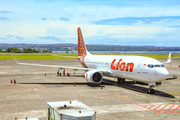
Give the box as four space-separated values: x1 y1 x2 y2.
59 73 61 76
101 85 103 89
14 79 16 84
74 82 76 86
11 79 12 83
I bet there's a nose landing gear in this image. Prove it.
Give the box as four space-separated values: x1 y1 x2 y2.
147 86 155 94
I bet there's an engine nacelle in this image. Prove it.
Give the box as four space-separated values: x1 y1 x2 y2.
85 70 103 84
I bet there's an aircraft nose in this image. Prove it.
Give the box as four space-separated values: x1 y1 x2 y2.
158 68 169 80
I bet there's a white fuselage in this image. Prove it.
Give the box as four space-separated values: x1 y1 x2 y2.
84 55 169 83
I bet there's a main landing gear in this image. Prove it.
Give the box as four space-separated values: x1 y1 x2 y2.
117 78 125 83
147 86 155 94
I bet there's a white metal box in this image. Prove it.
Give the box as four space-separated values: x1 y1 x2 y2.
46 100 96 120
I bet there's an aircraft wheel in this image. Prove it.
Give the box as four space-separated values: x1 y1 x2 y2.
122 79 125 83
117 78 125 84
151 89 155 94
117 78 122 83
147 88 155 94
118 79 121 83
147 89 151 94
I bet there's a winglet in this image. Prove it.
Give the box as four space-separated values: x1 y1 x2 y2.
167 52 171 63
162 52 171 64
11 53 18 64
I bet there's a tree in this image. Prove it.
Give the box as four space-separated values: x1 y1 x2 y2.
32 49 40 53
11 48 21 53
42 50 48 53
5 47 12 52
5 47 21 53
23 48 28 53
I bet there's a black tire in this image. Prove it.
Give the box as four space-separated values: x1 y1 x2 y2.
117 78 121 83
152 89 155 94
122 79 125 83
147 89 151 94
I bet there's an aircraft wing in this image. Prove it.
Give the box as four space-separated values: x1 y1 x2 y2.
162 52 171 64
17 62 90 71
17 63 111 74
12 54 111 73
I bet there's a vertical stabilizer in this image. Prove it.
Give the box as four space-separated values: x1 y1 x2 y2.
77 27 91 56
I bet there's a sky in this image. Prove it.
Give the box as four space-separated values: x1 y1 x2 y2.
0 0 180 46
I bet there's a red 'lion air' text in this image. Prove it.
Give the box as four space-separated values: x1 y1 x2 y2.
111 59 134 72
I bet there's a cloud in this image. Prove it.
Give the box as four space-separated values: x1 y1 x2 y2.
7 24 47 38
38 35 63 42
6 34 14 38
0 34 24 41
42 17 47 20
0 37 7 40
0 0 179 46
0 17 9 20
95 16 180 25
0 10 13 14
59 17 70 21
15 36 24 40
42 17 70 21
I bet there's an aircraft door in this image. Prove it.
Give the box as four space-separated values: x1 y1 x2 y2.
137 61 143 74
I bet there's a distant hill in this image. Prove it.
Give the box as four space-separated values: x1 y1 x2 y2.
0 43 180 51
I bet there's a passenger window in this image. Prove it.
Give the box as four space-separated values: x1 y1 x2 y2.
150 65 154 68
155 65 160 67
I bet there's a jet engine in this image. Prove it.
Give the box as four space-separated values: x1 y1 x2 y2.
85 70 103 84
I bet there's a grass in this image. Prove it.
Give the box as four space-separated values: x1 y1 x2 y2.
0 53 78 59
0 52 179 59
92 53 180 58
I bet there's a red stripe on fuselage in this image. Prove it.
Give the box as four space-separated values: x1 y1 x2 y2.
111 59 134 72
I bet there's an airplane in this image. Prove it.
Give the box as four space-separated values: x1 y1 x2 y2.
13 27 171 94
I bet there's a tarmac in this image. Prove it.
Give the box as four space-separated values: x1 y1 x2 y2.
0 58 180 120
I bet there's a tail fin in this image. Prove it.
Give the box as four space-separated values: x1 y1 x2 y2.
77 27 91 56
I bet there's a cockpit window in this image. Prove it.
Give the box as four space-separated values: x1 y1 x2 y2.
154 65 160 67
148 64 154 68
161 65 165 67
